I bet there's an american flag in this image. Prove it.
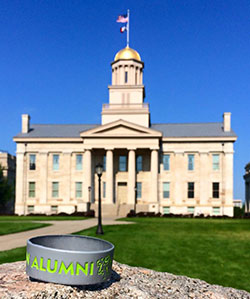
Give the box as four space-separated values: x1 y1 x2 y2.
116 14 128 23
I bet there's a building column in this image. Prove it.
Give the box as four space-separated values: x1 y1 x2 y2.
128 149 136 205
199 152 209 206
223 152 234 205
106 149 114 204
151 149 158 203
112 68 115 85
119 66 123 84
83 150 92 202
15 148 25 215
174 151 184 206
62 151 72 203
39 151 48 205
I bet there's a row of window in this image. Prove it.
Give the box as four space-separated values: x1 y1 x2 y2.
29 154 83 171
29 153 220 172
27 204 222 215
28 181 220 199
28 181 107 199
29 154 142 172
28 205 58 214
29 182 83 198
163 154 220 171
135 182 219 199
163 206 221 215
162 182 219 199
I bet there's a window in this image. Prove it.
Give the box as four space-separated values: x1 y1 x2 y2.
213 182 220 198
125 71 128 83
188 206 195 214
188 182 195 198
119 156 127 171
51 205 58 213
27 205 34 213
103 155 106 171
52 182 59 198
103 182 106 198
163 182 170 198
29 182 35 198
76 154 82 170
188 154 194 171
212 154 220 170
29 154 36 170
163 154 170 171
163 206 170 214
136 155 143 171
136 182 142 198
213 207 220 215
53 154 59 171
75 182 82 198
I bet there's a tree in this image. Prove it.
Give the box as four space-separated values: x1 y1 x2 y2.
0 165 12 211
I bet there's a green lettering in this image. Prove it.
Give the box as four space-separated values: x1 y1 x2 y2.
47 259 58 274
76 262 88 276
89 262 94 276
31 256 39 270
26 252 30 266
58 261 74 276
39 257 46 272
96 255 112 278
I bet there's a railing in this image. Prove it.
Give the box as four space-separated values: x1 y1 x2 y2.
102 103 149 109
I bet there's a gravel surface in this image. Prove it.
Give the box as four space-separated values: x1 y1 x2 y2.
0 261 249 298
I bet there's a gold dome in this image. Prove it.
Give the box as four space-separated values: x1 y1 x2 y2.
114 46 141 61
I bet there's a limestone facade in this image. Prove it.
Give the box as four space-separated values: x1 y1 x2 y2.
13 46 237 217
0 151 16 183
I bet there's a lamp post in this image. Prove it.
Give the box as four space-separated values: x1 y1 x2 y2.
95 163 104 235
134 185 137 215
88 186 92 203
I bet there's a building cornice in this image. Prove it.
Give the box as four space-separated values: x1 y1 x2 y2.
162 136 237 142
13 137 83 143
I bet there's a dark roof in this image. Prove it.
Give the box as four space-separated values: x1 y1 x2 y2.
14 124 98 138
151 123 237 138
14 122 237 139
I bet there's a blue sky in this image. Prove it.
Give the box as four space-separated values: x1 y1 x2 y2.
0 1 249 201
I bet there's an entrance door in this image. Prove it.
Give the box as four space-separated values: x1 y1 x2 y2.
117 182 127 205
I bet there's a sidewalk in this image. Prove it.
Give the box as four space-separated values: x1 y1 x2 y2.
0 217 131 251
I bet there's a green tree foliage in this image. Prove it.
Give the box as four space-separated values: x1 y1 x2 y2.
0 165 12 210
234 205 245 218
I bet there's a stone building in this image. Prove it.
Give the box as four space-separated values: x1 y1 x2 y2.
244 162 250 214
13 46 237 217
0 151 16 182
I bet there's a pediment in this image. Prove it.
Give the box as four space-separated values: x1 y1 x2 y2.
80 119 162 138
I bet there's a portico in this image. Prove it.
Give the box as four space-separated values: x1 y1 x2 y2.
80 119 162 216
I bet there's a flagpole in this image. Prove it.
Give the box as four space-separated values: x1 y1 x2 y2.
127 9 130 47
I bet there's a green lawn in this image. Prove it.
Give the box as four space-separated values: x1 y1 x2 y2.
0 247 26 264
0 222 51 235
0 215 88 221
0 218 249 293
75 218 250 292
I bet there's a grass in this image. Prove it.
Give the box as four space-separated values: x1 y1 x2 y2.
0 218 249 292
0 222 51 236
75 218 250 292
0 215 89 221
0 247 26 264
